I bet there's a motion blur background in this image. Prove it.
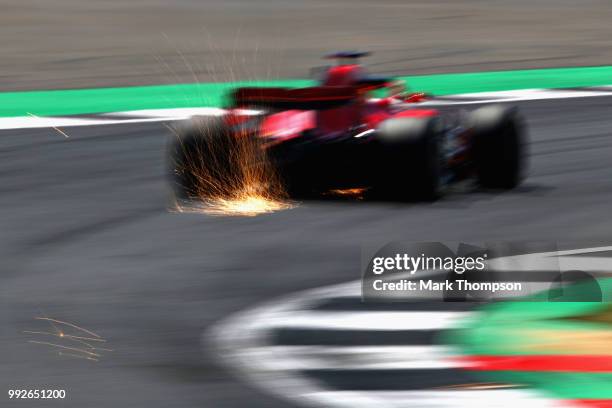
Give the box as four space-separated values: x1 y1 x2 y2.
2 0 612 90
1 1 612 407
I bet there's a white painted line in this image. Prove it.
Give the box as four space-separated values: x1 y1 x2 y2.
102 107 262 118
260 311 469 331
489 245 612 273
555 245 612 256
0 108 261 130
307 390 569 408
420 87 612 106
104 107 226 118
2 85 612 130
209 246 611 408
236 345 463 370
0 116 114 130
458 88 611 100
0 115 173 130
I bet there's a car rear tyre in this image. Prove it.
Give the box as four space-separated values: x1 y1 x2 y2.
373 116 444 201
470 105 527 189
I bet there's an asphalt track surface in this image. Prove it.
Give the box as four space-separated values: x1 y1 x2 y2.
3 0 612 91
1 94 612 407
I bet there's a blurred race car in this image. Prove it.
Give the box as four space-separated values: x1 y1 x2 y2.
169 52 527 201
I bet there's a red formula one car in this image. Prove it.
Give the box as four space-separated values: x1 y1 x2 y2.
169 52 527 202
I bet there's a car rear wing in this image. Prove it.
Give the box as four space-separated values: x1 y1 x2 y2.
231 86 360 110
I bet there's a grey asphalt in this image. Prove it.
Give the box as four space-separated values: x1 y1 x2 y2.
1 95 612 407
2 0 612 91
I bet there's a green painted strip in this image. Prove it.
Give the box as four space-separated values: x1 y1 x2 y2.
1 65 612 118
454 317 609 357
451 278 612 400
0 79 313 118
402 65 612 95
452 279 612 356
476 372 612 400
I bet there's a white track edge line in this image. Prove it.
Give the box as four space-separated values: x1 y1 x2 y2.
2 86 612 130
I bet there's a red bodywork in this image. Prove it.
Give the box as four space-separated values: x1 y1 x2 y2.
230 64 438 143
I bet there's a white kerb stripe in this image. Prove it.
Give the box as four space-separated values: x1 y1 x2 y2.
307 390 570 408
236 345 463 370
260 311 470 331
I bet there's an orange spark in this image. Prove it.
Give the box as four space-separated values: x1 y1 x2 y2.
23 330 106 343
25 317 111 362
172 118 294 216
58 352 99 362
186 195 293 217
324 187 368 200
35 317 101 338
26 113 70 138
28 341 101 358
